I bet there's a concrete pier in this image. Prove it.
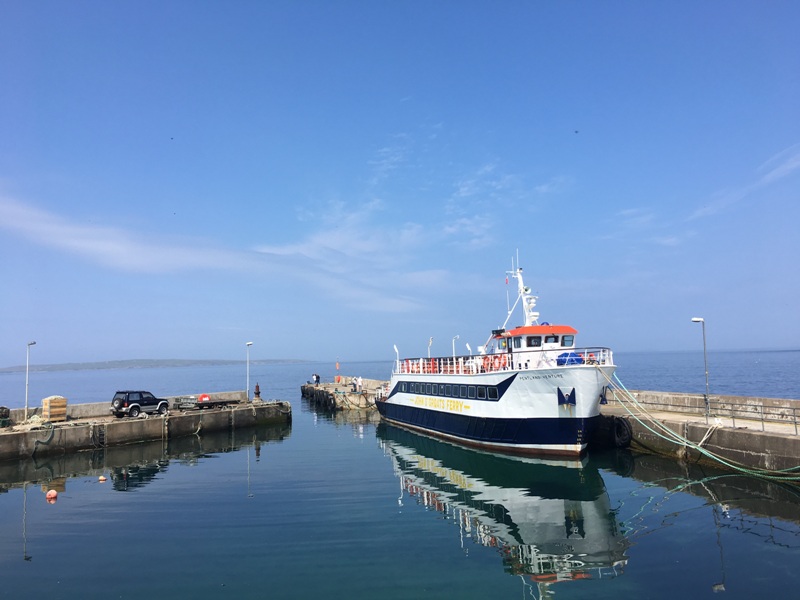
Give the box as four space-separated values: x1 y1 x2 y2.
301 377 387 410
597 388 800 475
0 422 292 493
0 393 291 462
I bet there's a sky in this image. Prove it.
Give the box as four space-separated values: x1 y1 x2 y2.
1 1 799 368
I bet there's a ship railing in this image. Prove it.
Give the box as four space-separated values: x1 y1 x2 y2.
394 347 614 375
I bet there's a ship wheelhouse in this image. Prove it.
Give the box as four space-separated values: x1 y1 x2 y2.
492 324 592 369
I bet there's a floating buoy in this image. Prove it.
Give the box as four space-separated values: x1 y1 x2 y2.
98 475 107 482
46 489 58 503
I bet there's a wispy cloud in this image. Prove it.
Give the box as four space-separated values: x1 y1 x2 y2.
442 214 495 249
617 208 656 228
689 143 800 220
0 196 255 273
452 162 498 199
758 143 800 184
0 195 439 314
534 175 572 195
367 134 411 187
651 235 684 247
253 199 438 311
598 206 695 249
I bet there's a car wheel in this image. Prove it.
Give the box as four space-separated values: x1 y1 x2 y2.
158 404 168 415
129 406 141 418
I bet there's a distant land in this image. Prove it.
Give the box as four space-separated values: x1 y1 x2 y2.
0 358 309 374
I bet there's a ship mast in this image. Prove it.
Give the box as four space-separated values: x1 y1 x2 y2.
500 264 540 330
483 262 541 353
511 267 540 327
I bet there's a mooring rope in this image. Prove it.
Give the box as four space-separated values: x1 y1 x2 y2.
596 367 800 483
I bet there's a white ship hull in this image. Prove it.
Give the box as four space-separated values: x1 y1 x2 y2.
378 363 614 456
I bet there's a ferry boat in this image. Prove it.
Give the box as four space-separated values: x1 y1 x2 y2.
376 264 616 456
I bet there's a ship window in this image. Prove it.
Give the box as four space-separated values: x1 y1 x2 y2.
527 336 542 348
445 385 452 396
561 335 574 347
401 383 406 392
460 385 467 398
488 387 498 400
439 384 445 395
425 384 431 395
477 386 486 399
499 339 507 349
468 386 476 399
544 335 559 344
513 337 522 349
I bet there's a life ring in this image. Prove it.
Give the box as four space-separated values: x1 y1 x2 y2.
198 393 210 403
404 359 410 373
482 356 491 371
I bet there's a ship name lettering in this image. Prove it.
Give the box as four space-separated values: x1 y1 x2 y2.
519 374 565 381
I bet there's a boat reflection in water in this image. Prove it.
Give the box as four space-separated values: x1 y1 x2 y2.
377 422 629 592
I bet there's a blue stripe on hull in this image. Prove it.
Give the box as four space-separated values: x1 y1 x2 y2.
376 401 597 456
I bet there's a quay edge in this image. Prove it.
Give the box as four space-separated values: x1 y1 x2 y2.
0 423 292 493
594 389 800 475
301 377 387 410
0 394 291 462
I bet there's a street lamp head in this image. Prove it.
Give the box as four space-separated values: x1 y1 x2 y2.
691 317 704 323
246 341 253 347
28 341 36 347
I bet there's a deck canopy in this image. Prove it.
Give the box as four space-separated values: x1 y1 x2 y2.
501 324 578 337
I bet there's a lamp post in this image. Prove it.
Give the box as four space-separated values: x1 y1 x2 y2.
452 335 459 360
24 341 36 422
245 342 253 402
427 337 433 359
691 318 710 416
466 343 472 356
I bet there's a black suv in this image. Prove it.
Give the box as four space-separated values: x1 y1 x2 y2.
110 391 169 418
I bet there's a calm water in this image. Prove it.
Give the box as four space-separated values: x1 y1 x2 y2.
0 353 799 599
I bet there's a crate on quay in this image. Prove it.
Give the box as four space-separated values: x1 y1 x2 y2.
42 396 68 422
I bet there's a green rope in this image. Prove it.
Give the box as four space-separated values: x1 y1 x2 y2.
601 369 800 483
